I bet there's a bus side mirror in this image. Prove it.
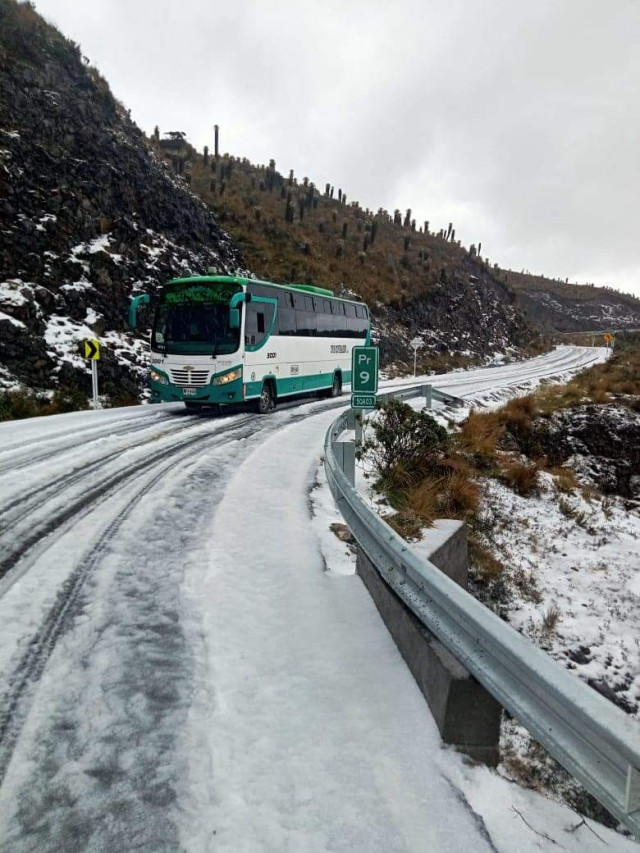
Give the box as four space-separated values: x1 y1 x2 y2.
128 293 150 329
229 308 240 330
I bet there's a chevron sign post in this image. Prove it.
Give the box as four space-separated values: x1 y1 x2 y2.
83 339 101 409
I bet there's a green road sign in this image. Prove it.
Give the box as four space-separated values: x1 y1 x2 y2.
351 393 377 409
352 346 379 393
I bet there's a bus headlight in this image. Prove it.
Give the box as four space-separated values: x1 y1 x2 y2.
150 370 169 385
212 368 241 385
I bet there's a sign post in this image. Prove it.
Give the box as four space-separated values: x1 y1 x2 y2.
410 336 423 377
351 345 379 447
83 339 101 409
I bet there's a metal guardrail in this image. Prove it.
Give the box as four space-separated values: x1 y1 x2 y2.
325 384 640 836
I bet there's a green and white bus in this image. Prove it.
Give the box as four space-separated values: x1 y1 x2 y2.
129 275 371 413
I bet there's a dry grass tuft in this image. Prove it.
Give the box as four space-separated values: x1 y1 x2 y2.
501 460 541 497
541 603 561 635
469 538 505 580
386 509 424 541
458 410 504 464
548 466 579 494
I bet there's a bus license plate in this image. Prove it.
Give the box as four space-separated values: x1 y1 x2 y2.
183 387 197 396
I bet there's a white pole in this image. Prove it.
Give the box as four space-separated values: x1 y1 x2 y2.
413 348 417 378
91 359 99 410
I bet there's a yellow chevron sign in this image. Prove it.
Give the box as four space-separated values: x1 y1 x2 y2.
84 339 100 360
603 333 613 343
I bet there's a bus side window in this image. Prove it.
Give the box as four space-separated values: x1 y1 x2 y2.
245 302 275 346
278 307 296 335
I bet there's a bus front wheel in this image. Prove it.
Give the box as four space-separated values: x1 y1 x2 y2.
255 382 276 415
326 372 342 398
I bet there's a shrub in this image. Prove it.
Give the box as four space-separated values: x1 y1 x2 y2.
41 385 89 414
365 400 448 481
0 389 42 421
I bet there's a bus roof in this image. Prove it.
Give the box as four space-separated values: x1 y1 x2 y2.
165 275 365 305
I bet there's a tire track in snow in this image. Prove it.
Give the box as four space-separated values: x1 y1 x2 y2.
0 423 251 785
0 415 255 583
0 410 186 477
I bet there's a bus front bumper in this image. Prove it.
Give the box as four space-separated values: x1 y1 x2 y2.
150 376 243 405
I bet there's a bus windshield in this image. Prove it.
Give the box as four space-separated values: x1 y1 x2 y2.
152 301 240 355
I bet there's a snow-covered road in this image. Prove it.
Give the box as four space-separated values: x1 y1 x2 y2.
1 345 629 852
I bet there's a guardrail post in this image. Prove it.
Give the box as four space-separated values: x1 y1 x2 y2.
625 765 640 814
424 384 433 410
332 439 356 487
354 411 363 447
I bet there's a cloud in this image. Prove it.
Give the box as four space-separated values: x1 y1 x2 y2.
34 0 640 296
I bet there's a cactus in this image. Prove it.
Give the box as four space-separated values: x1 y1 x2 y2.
363 235 369 252
219 180 226 196
404 208 412 228
303 176 309 188
336 241 344 258
325 182 330 196
338 189 342 203
370 221 379 244
285 201 295 223
342 194 347 205
342 222 348 239
451 228 455 242
411 219 416 231
209 178 216 193
289 169 294 185
203 145 209 166
153 125 160 141
424 220 429 234
298 198 305 221
446 222 453 240
478 242 482 256
214 125 219 159
469 244 477 257
404 235 411 251
393 209 402 225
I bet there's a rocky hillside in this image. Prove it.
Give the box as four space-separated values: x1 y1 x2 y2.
152 136 543 373
501 270 640 333
0 0 243 400
0 0 546 407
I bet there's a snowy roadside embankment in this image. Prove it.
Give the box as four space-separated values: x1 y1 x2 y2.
310 345 640 842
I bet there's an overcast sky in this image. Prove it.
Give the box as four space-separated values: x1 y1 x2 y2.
34 0 640 297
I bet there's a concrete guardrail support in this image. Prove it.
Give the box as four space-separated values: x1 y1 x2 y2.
356 520 502 765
